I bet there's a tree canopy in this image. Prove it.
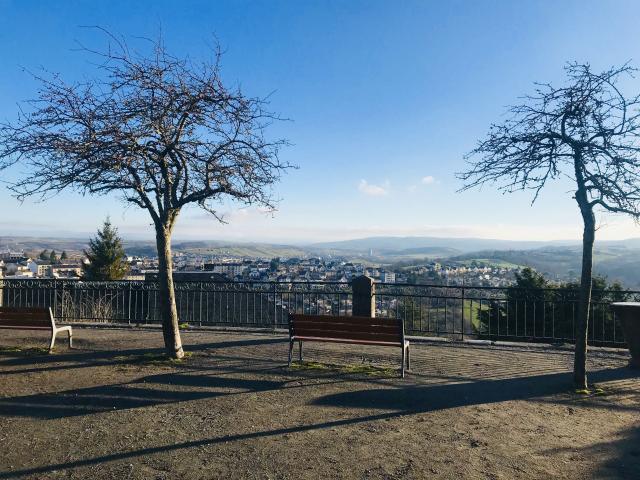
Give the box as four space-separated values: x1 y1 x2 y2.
82 219 130 281
0 31 291 226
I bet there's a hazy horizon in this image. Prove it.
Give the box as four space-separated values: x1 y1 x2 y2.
1 230 638 247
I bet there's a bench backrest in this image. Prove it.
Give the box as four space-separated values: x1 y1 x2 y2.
0 307 54 330
289 314 404 345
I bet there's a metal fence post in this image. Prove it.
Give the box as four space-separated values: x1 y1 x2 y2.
127 282 132 325
273 282 278 329
461 286 465 341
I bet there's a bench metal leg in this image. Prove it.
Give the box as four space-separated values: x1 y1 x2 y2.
298 341 303 362
49 331 57 353
51 327 73 351
401 347 405 378
406 345 410 370
288 340 294 367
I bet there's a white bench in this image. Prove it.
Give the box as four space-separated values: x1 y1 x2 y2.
0 307 73 352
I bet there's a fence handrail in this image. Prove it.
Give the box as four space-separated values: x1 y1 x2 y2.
2 277 639 295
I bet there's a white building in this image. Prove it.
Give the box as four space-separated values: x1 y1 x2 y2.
205 262 246 277
381 271 396 283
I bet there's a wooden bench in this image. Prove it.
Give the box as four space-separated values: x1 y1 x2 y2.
288 314 410 377
0 307 73 352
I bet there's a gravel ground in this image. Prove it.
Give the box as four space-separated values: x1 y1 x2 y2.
0 327 639 479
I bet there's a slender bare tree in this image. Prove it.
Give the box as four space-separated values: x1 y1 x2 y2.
0 31 291 358
458 63 640 389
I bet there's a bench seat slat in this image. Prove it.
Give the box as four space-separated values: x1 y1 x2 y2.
0 314 51 321
291 336 406 347
0 323 51 331
292 328 402 344
0 318 50 325
292 321 400 334
0 312 50 316
0 307 49 315
291 314 399 327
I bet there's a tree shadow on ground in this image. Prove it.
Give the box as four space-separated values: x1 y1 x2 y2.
0 372 288 419
311 367 638 413
544 424 640 478
0 336 287 375
0 367 636 479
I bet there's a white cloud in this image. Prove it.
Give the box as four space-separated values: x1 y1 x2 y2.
358 179 389 196
421 175 436 185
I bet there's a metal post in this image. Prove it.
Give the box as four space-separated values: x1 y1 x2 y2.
273 282 278 329
128 282 132 325
461 285 465 341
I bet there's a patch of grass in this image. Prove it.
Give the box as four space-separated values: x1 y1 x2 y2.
573 385 608 396
290 361 396 377
0 346 50 356
179 323 190 329
114 351 193 366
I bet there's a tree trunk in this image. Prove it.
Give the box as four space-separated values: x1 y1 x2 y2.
574 198 595 390
155 224 184 359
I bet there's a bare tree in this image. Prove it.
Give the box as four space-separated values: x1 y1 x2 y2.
0 32 291 358
458 63 640 389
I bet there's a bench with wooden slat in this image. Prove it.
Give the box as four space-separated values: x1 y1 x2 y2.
288 314 410 377
0 306 73 352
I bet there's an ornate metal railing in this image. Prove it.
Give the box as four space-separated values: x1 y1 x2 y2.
0 279 352 329
375 283 638 347
0 278 635 347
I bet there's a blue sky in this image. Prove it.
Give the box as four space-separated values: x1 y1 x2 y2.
2 0 640 243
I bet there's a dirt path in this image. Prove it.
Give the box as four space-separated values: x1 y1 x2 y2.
0 328 638 479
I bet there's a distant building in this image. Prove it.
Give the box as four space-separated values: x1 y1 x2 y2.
203 262 246 277
28 260 51 277
381 271 396 283
0 249 27 263
51 264 82 279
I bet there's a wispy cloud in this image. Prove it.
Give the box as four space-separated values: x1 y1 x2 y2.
421 175 436 185
358 179 389 196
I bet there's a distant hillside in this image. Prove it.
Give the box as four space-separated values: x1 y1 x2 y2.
0 236 89 257
0 236 310 260
450 246 640 288
172 241 309 259
311 236 578 254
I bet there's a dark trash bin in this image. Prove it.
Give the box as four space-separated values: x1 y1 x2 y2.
611 302 640 369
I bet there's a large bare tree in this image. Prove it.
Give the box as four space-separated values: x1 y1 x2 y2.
458 63 640 389
0 33 290 358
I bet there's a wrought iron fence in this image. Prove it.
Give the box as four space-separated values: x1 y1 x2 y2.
0 278 635 347
375 283 637 347
0 279 352 328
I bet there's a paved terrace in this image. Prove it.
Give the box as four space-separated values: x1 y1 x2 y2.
0 328 638 479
